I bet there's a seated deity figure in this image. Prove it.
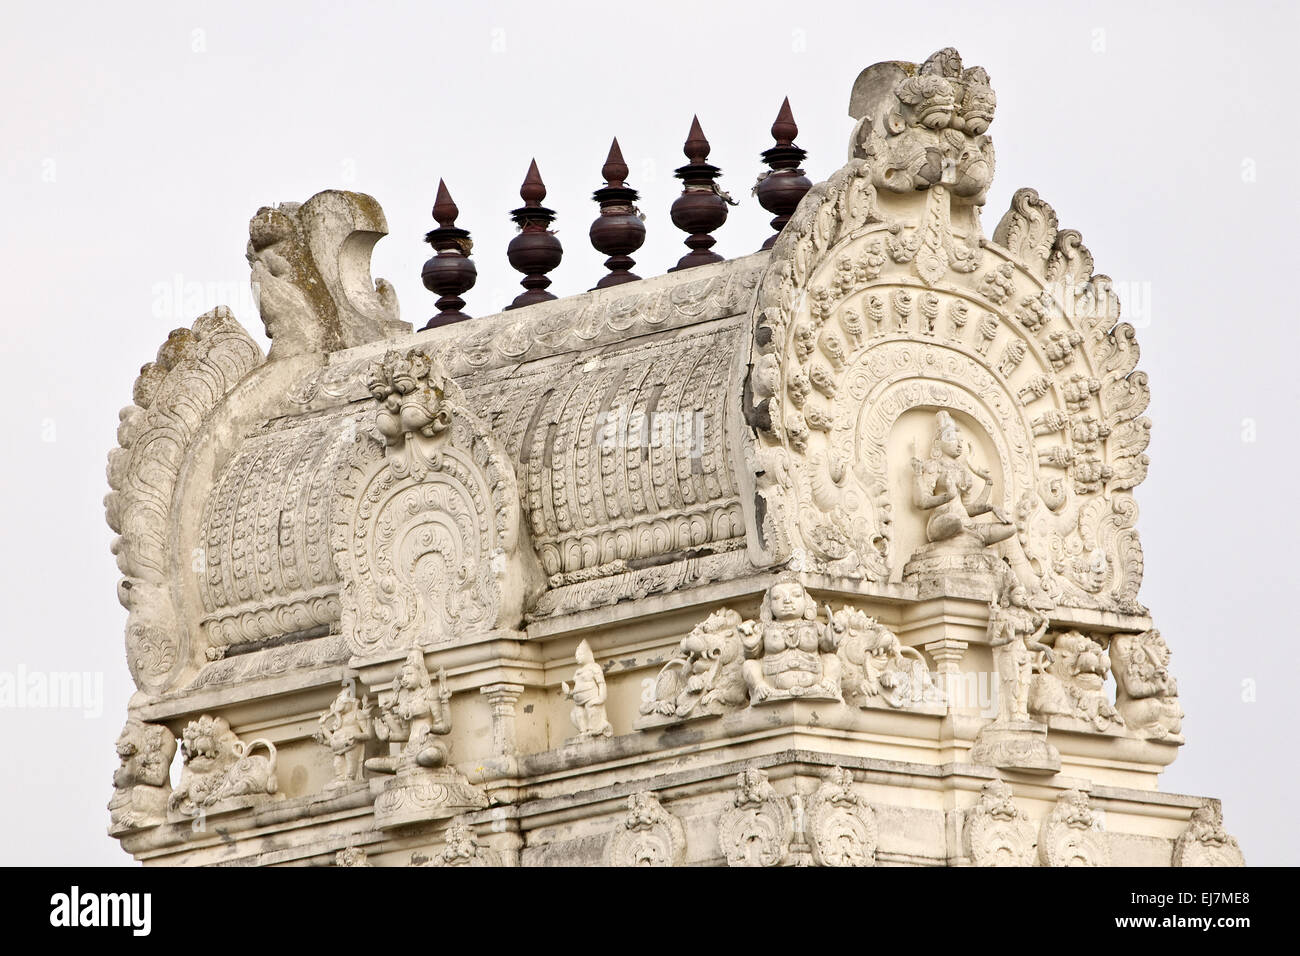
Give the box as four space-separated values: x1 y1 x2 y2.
364 650 453 775
911 411 1016 552
314 682 374 789
988 577 1054 723
741 576 842 703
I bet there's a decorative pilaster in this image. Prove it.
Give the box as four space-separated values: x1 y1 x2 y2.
924 638 969 709
420 179 476 330
589 138 645 289
480 682 524 756
755 97 812 250
669 116 732 271
506 159 563 309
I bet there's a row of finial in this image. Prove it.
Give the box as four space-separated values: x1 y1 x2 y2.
420 99 812 330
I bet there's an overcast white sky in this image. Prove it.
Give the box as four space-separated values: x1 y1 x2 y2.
2 0 1296 865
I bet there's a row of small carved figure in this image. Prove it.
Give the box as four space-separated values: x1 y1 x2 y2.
608 771 1242 867
108 715 280 835
336 768 1237 868
639 576 1183 739
107 589 1183 836
107 649 453 835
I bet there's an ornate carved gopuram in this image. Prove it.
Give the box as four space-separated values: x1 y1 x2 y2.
104 48 1240 866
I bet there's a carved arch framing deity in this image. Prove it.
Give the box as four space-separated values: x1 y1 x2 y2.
743 48 1150 613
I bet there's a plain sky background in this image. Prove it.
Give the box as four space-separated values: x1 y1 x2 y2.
2 0 1297 865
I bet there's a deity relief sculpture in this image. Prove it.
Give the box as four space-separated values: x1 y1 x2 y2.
741 576 841 703
428 817 503 868
1110 631 1183 739
314 681 374 790
366 650 488 828
640 609 747 722
718 767 793 867
365 650 453 775
606 791 687 867
969 574 1061 773
1038 790 1110 867
962 778 1036 867
903 412 1017 585
832 607 940 709
108 719 176 834
987 579 1053 724
1029 631 1121 731
805 767 877 867
246 189 406 361
848 48 996 204
562 639 613 741
1172 801 1245 868
169 716 279 816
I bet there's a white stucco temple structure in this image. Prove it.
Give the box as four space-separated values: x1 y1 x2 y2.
104 49 1244 866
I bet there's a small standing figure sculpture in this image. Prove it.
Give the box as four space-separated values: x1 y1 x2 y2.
365 650 453 775
988 577 1054 723
562 639 613 740
910 411 1016 552
741 575 842 703
315 681 374 789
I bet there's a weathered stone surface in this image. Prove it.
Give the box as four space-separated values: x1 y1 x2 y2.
103 49 1239 867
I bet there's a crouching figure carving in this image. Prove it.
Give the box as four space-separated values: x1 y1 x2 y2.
640 609 748 722
169 715 279 816
832 608 940 709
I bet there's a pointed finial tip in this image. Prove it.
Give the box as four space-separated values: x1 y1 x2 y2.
521 159 546 204
602 138 629 184
432 178 459 226
684 115 710 163
772 97 797 145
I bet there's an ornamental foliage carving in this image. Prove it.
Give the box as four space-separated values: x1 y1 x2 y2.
105 307 264 693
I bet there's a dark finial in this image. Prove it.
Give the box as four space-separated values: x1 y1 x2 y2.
755 97 811 251
506 160 563 310
771 96 797 146
432 178 459 226
602 138 629 187
589 137 646 289
420 178 477 329
670 115 732 271
684 115 710 164
520 158 547 205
